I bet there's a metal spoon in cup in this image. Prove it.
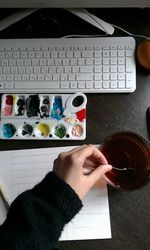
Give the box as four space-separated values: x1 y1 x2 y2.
83 164 137 175
112 167 137 174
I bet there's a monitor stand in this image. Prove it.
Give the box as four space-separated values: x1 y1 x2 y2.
65 9 114 35
0 8 38 32
0 8 114 35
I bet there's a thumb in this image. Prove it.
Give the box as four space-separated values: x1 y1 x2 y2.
88 164 112 186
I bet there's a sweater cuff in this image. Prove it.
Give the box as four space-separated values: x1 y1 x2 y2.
32 172 82 222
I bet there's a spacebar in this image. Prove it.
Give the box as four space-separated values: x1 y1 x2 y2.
15 81 60 89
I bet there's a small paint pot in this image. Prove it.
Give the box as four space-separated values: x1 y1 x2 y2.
71 124 83 137
18 124 33 137
54 124 66 138
1 123 16 138
34 123 50 138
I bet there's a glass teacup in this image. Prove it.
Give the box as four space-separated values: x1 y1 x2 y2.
99 131 150 190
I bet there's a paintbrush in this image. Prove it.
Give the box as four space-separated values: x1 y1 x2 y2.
0 178 10 210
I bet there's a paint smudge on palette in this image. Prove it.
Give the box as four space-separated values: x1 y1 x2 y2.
39 96 50 118
76 109 86 121
51 96 64 120
15 96 25 116
26 95 40 117
3 95 13 116
63 117 79 124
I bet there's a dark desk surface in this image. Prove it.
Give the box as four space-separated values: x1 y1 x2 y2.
0 8 150 250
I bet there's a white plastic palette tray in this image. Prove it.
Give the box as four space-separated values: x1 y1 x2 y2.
0 92 87 140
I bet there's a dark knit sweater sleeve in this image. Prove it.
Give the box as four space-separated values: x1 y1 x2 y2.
0 172 82 250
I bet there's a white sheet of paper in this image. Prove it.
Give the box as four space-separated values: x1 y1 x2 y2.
0 146 111 240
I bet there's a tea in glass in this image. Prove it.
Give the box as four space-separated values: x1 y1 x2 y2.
100 131 150 190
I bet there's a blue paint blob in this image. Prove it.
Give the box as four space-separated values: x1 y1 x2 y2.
51 96 64 120
2 123 16 138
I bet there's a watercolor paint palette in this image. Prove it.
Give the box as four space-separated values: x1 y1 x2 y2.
0 92 87 140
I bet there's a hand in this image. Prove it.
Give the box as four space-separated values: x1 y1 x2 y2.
53 145 112 200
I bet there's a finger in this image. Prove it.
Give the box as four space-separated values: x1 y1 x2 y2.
57 145 86 161
82 165 95 175
86 154 105 167
73 145 108 165
83 158 96 168
65 144 87 155
82 158 97 175
87 164 112 186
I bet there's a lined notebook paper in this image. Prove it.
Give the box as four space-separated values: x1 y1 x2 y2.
0 146 111 240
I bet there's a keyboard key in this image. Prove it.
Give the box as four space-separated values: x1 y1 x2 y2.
86 81 93 89
94 58 102 65
103 81 110 88
102 51 109 57
53 75 60 81
103 58 109 65
70 82 77 88
94 66 101 73
110 81 117 88
110 66 117 73
15 82 60 89
86 59 93 65
126 81 133 88
14 75 21 81
118 58 125 65
72 67 79 73
94 51 101 57
22 75 29 81
5 82 14 89
110 51 117 57
29 75 37 81
94 74 102 80
47 59 54 66
78 82 85 89
37 75 44 81
61 82 69 88
94 81 102 89
103 74 109 80
126 50 133 57
82 51 93 58
76 74 93 81
110 58 117 65
126 58 133 72
80 66 93 73
118 73 125 80
118 81 125 88
61 74 68 81
103 66 109 73
3 67 11 74
0 82 4 88
111 74 117 80
118 65 125 72
78 59 85 66
45 75 52 81
64 67 71 73
68 75 75 81
118 51 125 57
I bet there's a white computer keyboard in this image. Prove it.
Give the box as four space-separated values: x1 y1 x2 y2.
0 36 136 93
